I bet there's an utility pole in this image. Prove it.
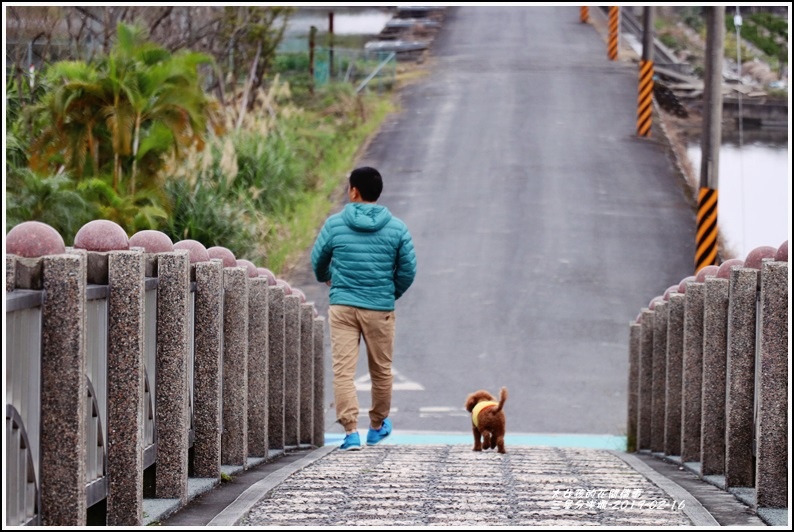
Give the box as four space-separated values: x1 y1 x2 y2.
696 6 725 272
636 7 655 137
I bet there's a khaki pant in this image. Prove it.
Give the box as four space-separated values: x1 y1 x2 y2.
328 305 396 432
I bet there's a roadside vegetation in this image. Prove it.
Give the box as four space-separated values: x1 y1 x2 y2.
6 6 407 274
653 6 788 99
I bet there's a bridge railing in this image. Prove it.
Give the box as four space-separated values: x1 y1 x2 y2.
5 220 326 527
627 242 788 515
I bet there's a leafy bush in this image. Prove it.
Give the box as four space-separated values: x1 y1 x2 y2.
725 11 788 59
163 177 263 260
6 169 95 242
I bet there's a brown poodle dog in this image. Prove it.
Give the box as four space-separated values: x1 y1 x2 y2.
465 387 508 454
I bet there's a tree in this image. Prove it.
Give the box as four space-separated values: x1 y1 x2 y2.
27 22 223 195
217 6 294 96
112 23 221 194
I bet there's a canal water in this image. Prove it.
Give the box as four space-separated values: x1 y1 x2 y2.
278 7 394 54
686 133 789 260
283 7 394 37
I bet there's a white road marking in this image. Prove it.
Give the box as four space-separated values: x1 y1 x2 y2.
420 406 469 418
354 368 425 391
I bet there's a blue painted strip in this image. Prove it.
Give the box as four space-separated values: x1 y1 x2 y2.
325 432 627 451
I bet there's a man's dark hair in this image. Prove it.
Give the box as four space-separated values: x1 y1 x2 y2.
349 166 383 202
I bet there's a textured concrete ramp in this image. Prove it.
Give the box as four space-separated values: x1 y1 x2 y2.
234 445 706 526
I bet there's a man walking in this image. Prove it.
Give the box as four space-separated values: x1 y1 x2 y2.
311 166 417 450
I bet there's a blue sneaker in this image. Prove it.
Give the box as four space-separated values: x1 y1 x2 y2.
366 418 392 445
340 432 361 451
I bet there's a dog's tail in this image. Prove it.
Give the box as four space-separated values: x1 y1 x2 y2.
494 386 508 413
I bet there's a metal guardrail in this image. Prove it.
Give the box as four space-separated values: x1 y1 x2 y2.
356 51 397 94
85 287 109 507
597 6 694 77
276 46 397 93
6 291 43 526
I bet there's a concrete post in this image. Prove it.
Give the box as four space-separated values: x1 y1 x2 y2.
6 254 14 292
40 254 86 526
284 294 302 447
651 301 668 452
221 267 248 466
700 277 729 477
755 261 788 508
627 322 641 452
724 267 758 488
664 293 685 458
192 259 224 478
106 250 145 526
313 317 326 447
154 251 190 501
681 282 705 465
637 308 654 451
268 285 286 451
300 303 315 445
247 278 270 459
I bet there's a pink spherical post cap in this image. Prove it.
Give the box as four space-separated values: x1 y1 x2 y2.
648 295 664 310
775 241 787 262
663 285 678 301
292 288 306 303
6 221 66 258
173 239 209 263
257 268 278 286
276 279 292 295
207 246 237 268
236 259 259 278
73 219 129 252
716 258 744 279
129 230 173 253
677 276 696 294
695 265 719 283
744 246 777 270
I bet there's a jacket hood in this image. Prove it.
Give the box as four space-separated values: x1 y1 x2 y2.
342 202 392 232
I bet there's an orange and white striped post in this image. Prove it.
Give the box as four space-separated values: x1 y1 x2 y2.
580 6 589 23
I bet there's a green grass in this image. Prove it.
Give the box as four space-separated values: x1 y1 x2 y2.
267 94 396 274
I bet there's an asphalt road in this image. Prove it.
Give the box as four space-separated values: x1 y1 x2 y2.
289 6 696 439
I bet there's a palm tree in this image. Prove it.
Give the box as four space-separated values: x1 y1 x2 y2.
29 60 109 177
28 22 222 196
116 23 220 194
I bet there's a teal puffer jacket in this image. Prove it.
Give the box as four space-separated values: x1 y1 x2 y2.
311 202 417 311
